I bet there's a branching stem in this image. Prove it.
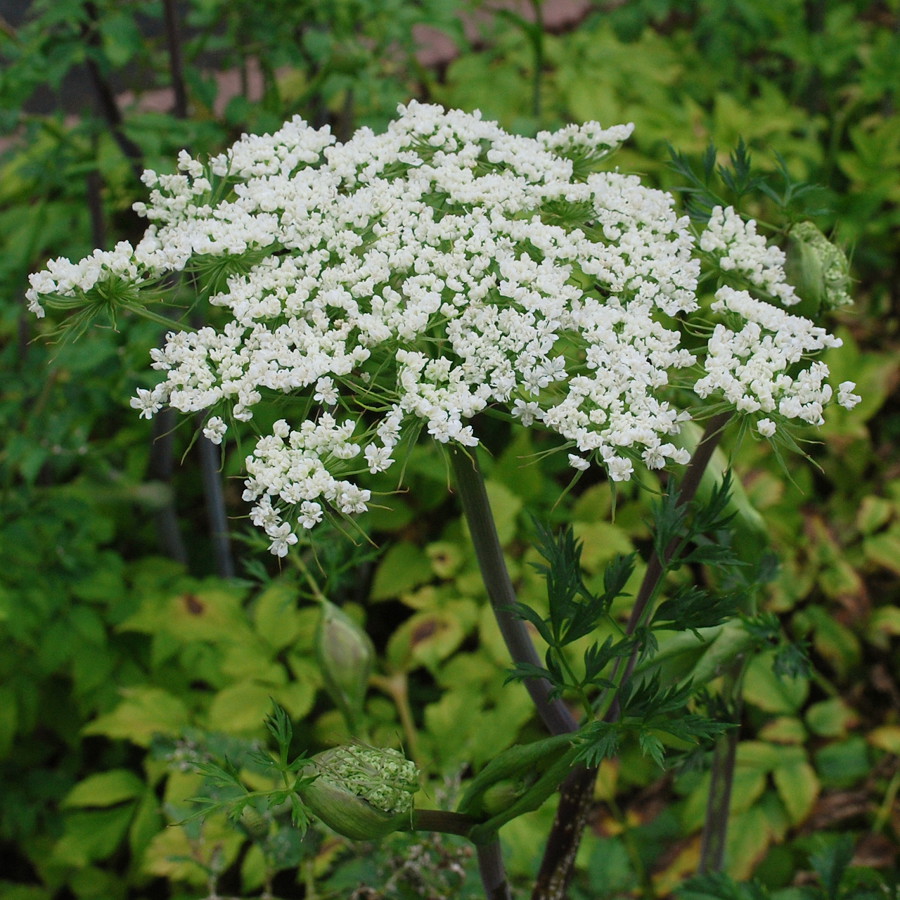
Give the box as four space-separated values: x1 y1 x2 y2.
532 410 733 900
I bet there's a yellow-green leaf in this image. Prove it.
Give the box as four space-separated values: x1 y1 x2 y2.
63 770 145 808
370 542 433 601
253 580 302 651
387 609 467 673
207 681 276 733
773 760 819 824
743 651 809 714
83 688 190 746
53 806 135 867
868 725 900 756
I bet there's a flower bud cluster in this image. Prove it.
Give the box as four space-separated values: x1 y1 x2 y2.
300 744 418 840
27 103 859 554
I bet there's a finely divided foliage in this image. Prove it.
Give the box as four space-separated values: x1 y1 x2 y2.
27 103 859 555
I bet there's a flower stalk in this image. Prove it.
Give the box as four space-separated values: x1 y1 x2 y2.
448 444 578 738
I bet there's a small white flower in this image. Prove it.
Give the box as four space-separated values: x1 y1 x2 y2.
364 443 394 473
757 418 777 437
837 381 861 409
314 377 339 406
512 400 542 427
202 416 228 444
567 453 590 471
130 387 163 419
267 522 299 557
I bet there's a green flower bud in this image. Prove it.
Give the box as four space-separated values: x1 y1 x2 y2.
316 600 374 735
300 744 418 840
457 733 574 821
786 222 853 319
238 804 270 840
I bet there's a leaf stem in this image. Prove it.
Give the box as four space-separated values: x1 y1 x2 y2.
411 809 478 837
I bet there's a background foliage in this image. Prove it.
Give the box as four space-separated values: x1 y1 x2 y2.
1 1 898 897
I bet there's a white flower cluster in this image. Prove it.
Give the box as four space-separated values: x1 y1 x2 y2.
27 103 858 554
700 206 798 306
694 286 859 426
26 241 142 318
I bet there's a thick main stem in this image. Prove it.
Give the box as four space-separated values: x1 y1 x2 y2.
449 445 578 737
532 411 733 900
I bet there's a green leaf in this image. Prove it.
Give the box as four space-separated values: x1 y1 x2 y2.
571 521 634 572
253 580 302 651
814 737 871 787
809 834 855 899
129 788 164 862
863 528 900 576
207 682 278 734
369 542 433 601
806 698 858 737
483 480 523 546
867 725 900 756
743 651 809 714
794 607 861 679
83 687 190 746
63 769 146 808
773 760 819 825
725 805 776 880
387 608 468 673
676 872 771 899
53 806 136 866
855 496 894 535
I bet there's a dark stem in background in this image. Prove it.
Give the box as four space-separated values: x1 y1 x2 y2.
85 167 106 249
149 410 188 564
80 1 145 182
532 411 734 900
412 809 478 837
160 0 235 579
162 0 189 119
699 698 742 872
197 435 235 578
78 1 195 564
448 445 578 738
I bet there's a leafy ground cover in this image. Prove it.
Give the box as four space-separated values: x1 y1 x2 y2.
1 1 898 898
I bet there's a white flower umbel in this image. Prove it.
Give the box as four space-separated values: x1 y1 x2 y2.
694 286 857 427
27 103 855 553
700 206 798 306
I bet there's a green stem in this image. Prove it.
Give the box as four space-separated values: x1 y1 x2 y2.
371 672 422 771
412 809 479 837
448 444 578 737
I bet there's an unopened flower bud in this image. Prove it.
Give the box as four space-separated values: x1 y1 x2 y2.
457 733 574 822
316 600 374 735
300 744 418 840
786 222 853 318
